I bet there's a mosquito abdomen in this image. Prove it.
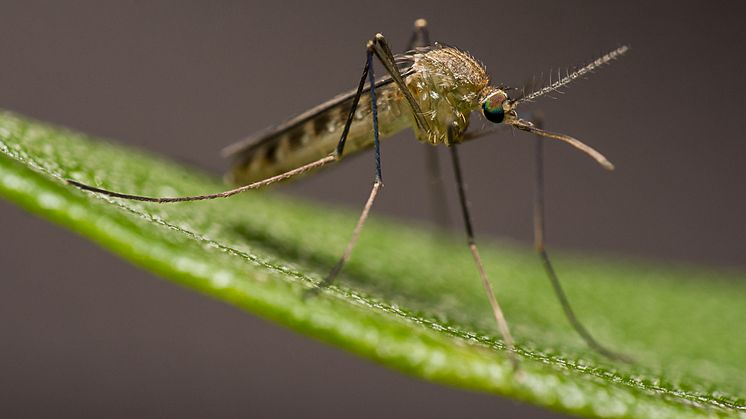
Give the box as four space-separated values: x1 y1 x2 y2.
227 85 411 185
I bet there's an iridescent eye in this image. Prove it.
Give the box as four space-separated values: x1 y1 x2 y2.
482 91 508 124
482 100 505 123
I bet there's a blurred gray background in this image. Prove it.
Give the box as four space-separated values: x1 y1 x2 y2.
0 1 743 418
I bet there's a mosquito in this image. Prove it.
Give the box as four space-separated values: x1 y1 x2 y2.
67 19 630 370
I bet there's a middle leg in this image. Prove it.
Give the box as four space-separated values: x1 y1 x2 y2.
448 125 519 370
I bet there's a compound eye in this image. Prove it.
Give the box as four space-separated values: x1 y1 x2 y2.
482 91 507 123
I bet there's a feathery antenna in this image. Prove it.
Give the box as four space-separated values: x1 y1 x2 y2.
516 45 629 104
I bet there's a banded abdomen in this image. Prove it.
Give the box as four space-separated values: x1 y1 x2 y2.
224 81 413 185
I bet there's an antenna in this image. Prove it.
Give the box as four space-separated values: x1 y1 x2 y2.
516 45 629 104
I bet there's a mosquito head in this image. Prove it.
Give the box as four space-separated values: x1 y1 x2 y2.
480 89 517 125
480 88 615 171
478 46 629 170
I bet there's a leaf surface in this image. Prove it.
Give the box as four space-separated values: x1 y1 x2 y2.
1 111 744 417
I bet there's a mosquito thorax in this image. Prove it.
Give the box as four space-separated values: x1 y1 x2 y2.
481 90 512 124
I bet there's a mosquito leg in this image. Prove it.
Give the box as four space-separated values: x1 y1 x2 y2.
66 156 336 202
448 126 519 371
316 46 384 290
531 114 630 362
404 19 450 228
316 31 442 289
67 47 375 203
405 18 430 50
67 36 382 295
369 34 430 133
334 47 372 157
423 142 450 228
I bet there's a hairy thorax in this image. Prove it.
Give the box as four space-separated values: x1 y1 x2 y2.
405 45 491 145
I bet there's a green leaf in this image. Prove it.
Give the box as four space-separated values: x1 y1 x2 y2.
1 111 744 418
